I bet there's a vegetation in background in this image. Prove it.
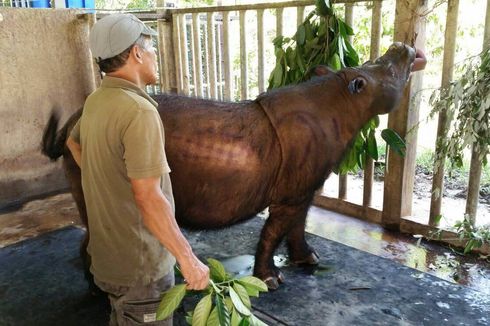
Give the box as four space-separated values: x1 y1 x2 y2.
429 48 490 169
267 0 406 175
157 258 268 325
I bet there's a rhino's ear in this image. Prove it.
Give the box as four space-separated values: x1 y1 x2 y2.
348 77 367 94
311 65 336 76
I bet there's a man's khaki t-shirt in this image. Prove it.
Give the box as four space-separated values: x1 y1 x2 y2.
71 76 176 286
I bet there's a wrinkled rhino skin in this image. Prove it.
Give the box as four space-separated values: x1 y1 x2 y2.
42 43 415 290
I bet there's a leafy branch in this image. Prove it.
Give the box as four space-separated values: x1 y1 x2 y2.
157 258 269 325
267 0 406 174
429 47 490 168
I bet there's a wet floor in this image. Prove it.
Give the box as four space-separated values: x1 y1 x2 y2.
0 192 489 295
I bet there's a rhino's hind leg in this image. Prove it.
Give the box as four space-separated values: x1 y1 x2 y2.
286 220 320 265
253 201 310 290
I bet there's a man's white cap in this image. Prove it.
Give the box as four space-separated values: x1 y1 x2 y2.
89 13 158 61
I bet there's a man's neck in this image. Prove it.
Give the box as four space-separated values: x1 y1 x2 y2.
107 70 144 89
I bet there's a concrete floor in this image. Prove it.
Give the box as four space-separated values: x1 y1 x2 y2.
0 192 489 297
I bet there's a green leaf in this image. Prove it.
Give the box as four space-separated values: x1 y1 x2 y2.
296 25 306 45
206 307 220 326
273 64 284 88
208 258 228 282
381 128 406 157
250 314 268 326
224 297 234 312
233 283 251 309
193 294 213 326
157 284 187 321
315 0 332 16
237 276 268 293
229 287 251 316
186 311 194 325
367 130 378 160
215 294 231 326
238 317 251 326
328 53 341 70
231 308 242 326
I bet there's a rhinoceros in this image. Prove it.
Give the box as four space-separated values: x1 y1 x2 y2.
42 42 416 290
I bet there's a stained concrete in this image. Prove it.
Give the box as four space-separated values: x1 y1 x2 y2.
0 8 96 207
1 216 489 325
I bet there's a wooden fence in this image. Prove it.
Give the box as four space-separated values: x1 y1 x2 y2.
98 0 489 250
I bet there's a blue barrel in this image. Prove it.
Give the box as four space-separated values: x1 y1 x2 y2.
30 0 50 7
65 0 84 8
84 0 94 8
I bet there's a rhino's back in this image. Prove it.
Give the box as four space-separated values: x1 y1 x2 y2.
154 94 281 228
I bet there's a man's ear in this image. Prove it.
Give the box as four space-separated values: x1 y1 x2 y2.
307 65 336 79
313 65 335 76
131 46 143 63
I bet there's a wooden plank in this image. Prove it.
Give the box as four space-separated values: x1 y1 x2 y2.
257 9 266 93
216 18 223 100
363 0 382 208
169 1 366 15
337 3 354 202
429 0 459 225
313 195 382 224
202 18 210 98
179 14 191 96
207 12 218 99
171 13 183 94
382 0 427 230
400 219 490 255
296 6 305 26
157 19 173 93
223 11 232 100
192 13 203 97
344 3 354 43
276 7 283 37
239 10 249 100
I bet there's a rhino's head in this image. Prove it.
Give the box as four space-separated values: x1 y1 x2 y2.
313 42 416 115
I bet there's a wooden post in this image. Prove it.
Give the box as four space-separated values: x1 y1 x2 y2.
464 0 490 226
382 0 427 230
276 7 283 37
257 9 266 93
338 3 354 201
223 11 232 100
192 13 203 97
239 10 248 100
207 12 218 99
297 6 305 27
363 0 382 207
429 0 459 225
157 14 177 93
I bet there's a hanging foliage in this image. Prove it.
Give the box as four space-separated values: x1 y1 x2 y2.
268 0 406 174
429 48 490 168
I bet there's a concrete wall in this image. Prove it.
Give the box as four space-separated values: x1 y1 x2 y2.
0 8 96 209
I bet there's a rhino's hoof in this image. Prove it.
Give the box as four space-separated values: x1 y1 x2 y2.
291 251 320 265
263 271 285 290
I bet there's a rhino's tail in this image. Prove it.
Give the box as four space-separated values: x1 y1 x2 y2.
42 109 65 161
42 108 82 161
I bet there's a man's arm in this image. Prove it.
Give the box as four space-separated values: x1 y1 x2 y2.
66 136 82 168
131 176 209 291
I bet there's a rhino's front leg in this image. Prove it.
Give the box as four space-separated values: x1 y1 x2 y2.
253 201 310 289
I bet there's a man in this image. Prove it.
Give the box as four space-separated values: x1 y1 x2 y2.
66 14 209 325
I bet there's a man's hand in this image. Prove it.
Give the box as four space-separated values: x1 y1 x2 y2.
412 48 427 72
179 257 210 291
